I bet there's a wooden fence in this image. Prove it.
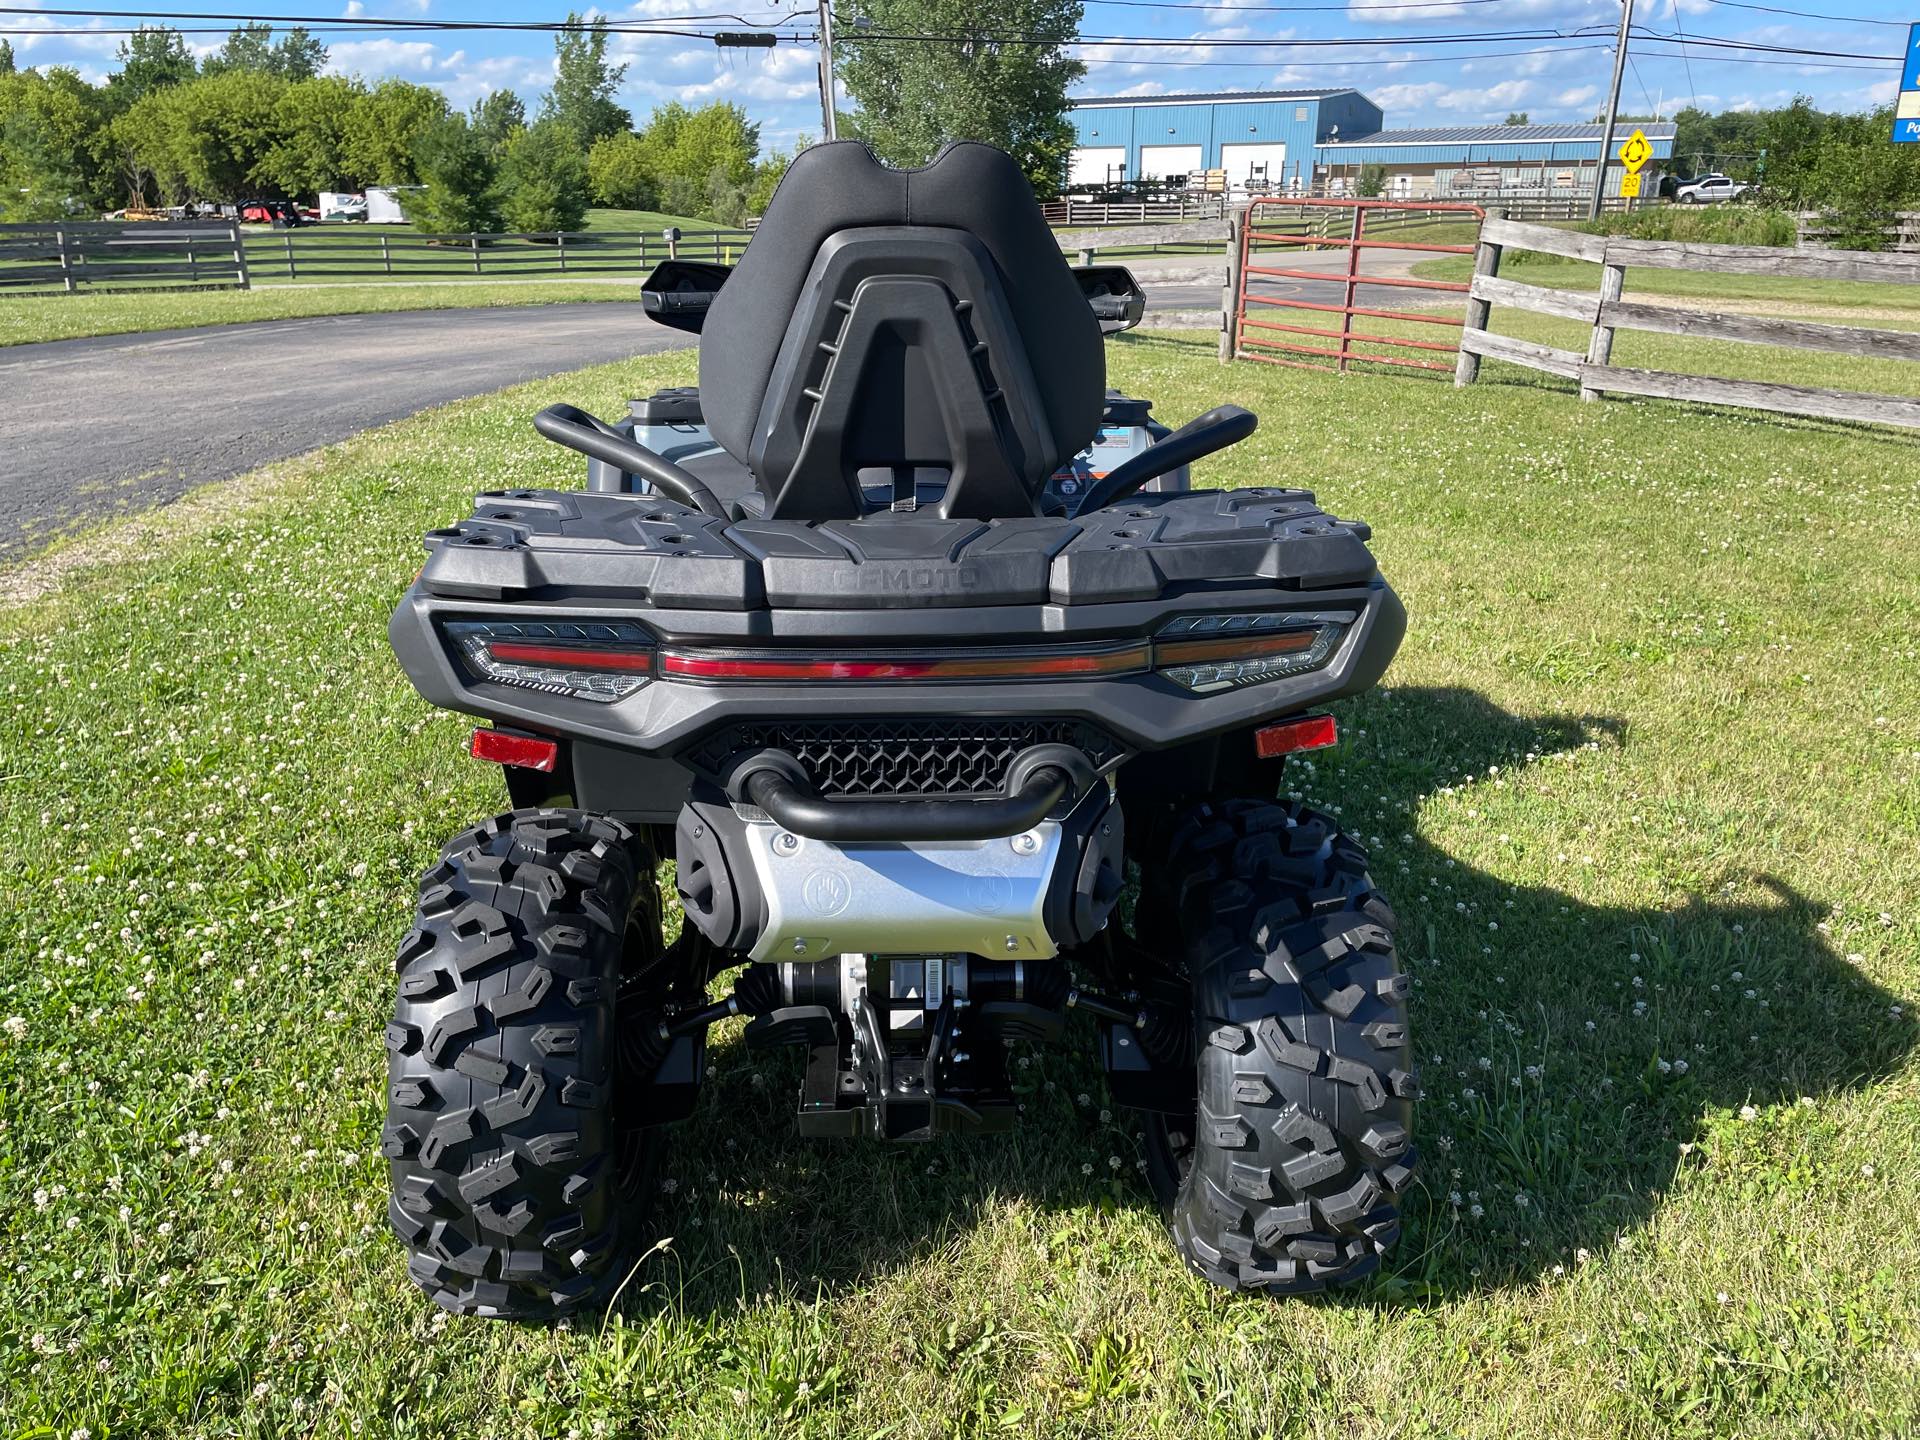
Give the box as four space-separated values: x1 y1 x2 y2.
0 221 756 294
239 226 753 284
1456 215 1920 430
1795 210 1920 255
0 221 248 294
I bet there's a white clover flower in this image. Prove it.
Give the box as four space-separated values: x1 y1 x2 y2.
2 1016 26 1041
1739 1105 1758 1121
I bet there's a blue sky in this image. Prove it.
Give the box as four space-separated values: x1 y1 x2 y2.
3 0 1913 148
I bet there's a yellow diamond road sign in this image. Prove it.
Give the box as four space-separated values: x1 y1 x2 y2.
1618 128 1652 173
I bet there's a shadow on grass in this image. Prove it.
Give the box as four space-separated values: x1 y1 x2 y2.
613 685 1913 1311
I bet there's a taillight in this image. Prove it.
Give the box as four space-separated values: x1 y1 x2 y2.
659 642 1151 682
1154 614 1342 694
446 620 653 702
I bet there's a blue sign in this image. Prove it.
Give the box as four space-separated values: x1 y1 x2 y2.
1898 23 1920 143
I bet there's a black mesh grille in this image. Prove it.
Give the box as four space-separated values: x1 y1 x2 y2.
688 719 1124 798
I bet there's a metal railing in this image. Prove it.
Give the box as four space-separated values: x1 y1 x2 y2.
1232 198 1486 373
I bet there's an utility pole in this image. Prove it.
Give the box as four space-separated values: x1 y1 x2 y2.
1588 0 1634 221
817 0 838 141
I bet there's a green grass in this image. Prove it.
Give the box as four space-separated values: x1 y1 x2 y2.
0 281 648 348
2 335 1918 1437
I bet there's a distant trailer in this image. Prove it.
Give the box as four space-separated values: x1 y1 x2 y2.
319 191 367 221
366 187 412 224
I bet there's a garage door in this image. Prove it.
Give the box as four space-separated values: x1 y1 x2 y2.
1220 142 1288 193
1069 146 1127 187
1139 144 1203 180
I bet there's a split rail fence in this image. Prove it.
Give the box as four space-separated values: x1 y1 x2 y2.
1456 215 1920 430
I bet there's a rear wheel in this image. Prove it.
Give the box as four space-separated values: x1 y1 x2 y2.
1140 799 1418 1293
383 808 662 1318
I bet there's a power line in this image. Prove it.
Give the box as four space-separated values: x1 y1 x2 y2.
1695 0 1907 27
1076 40 1616 65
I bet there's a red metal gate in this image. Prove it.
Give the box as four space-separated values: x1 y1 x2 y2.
1233 198 1486 373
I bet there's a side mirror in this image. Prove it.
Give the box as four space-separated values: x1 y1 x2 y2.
641 260 733 333
1073 265 1146 335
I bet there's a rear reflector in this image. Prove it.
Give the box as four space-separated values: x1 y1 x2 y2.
470 728 560 772
659 643 1152 682
1253 714 1337 759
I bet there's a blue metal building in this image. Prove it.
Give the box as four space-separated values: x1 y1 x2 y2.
1068 91 1677 198
1068 88 1383 193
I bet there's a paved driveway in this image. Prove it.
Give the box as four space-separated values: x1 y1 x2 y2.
0 303 693 560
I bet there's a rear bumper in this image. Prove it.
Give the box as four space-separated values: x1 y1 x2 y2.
388 577 1404 761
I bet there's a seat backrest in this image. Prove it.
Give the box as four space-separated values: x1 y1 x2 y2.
699 142 1104 521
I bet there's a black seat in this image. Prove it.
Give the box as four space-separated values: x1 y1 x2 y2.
699 142 1105 522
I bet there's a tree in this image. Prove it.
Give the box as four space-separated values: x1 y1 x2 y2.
587 130 655 209
1503 111 1529 126
107 26 195 108
0 66 109 217
470 89 525 154
343 79 449 187
201 22 329 82
500 118 589 231
835 0 1085 198
0 40 14 76
541 14 630 146
402 115 501 233
1798 106 1920 248
1356 162 1387 197
263 75 362 194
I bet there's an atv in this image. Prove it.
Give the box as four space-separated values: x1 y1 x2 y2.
383 141 1415 1318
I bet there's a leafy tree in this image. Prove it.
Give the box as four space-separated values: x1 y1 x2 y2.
107 26 194 107
541 14 630 146
402 115 501 233
0 39 14 76
745 144 798 216
835 0 1084 198
500 118 589 232
1503 111 1529 126
263 75 362 194
470 89 525 154
1798 106 1920 248
201 22 329 82
343 79 449 187
0 66 108 217
1356 162 1387 197
670 101 757 190
587 130 655 209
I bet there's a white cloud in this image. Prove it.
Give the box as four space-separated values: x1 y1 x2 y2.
326 39 442 76
1347 0 1611 26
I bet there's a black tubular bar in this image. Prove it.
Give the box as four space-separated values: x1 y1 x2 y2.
531 404 727 519
741 765 1071 843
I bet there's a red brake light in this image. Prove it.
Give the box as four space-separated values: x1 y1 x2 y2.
1253 714 1337 759
470 728 560 772
659 643 1151 682
485 641 653 673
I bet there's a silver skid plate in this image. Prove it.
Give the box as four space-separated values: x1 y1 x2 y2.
739 822 1064 962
